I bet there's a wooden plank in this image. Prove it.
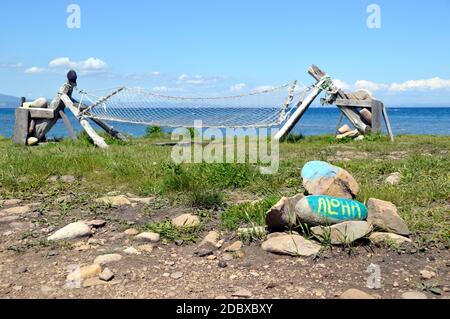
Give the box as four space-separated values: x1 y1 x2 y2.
12 108 30 145
58 110 77 141
307 65 369 134
29 108 55 119
334 99 373 108
90 118 128 142
382 104 395 142
371 100 383 133
61 94 108 148
334 113 344 137
274 85 323 140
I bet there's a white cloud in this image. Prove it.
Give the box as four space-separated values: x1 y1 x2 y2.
389 77 450 91
25 67 45 74
355 80 388 92
332 79 352 90
1 62 24 68
230 83 247 92
151 71 160 76
153 86 168 92
48 57 107 74
178 74 188 81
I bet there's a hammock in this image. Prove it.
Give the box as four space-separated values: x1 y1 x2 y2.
75 81 308 128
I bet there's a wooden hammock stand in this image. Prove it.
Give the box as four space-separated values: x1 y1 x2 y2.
13 65 394 148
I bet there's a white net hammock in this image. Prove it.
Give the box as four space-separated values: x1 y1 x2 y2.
75 81 308 128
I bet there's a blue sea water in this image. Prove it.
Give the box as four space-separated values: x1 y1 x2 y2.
0 107 449 138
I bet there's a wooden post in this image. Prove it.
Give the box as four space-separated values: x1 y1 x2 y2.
382 104 395 142
58 110 78 141
60 94 109 148
370 100 383 133
274 83 323 140
334 113 344 136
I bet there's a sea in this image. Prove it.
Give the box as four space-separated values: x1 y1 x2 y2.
0 107 449 138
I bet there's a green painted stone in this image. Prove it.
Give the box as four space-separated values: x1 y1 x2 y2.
295 195 367 226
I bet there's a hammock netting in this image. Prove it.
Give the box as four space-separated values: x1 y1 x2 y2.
75 81 307 128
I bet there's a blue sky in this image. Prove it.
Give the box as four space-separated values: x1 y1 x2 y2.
1 0 449 105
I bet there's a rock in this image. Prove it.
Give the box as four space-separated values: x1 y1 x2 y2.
0 215 20 224
311 221 373 245
67 264 102 281
138 244 154 253
99 268 114 281
360 108 372 124
338 124 352 134
237 226 266 238
221 253 234 261
295 196 367 226
134 232 160 243
94 253 123 265
265 196 302 230
199 230 220 248
17 265 28 273
232 288 252 298
86 220 107 228
171 272 183 280
340 289 375 299
224 241 243 252
124 228 139 236
172 214 200 228
27 137 39 146
196 248 214 257
369 232 412 246
0 199 22 207
95 195 131 207
61 175 76 183
83 278 108 288
354 135 365 141
218 260 228 268
128 197 155 205
401 291 427 299
123 247 140 255
0 205 31 216
385 172 402 185
261 234 321 257
420 269 436 280
301 161 359 199
48 222 92 241
336 130 359 140
367 198 410 235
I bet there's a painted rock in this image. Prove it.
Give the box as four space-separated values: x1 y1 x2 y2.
295 195 367 226
265 194 304 230
301 161 359 199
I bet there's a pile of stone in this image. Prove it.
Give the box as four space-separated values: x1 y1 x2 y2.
262 160 411 256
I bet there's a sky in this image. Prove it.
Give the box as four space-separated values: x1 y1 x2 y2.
0 0 449 106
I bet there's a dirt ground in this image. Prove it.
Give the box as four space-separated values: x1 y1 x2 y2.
0 196 448 299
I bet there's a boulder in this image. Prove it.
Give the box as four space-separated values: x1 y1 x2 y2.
134 232 160 243
369 232 411 246
95 195 131 207
340 289 374 299
261 234 321 257
295 195 367 226
367 198 410 235
311 221 373 245
265 195 303 230
172 214 200 228
48 222 92 241
301 161 359 199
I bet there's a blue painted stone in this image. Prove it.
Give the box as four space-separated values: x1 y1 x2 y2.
301 161 359 199
295 195 367 226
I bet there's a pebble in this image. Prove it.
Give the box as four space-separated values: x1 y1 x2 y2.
94 253 123 265
124 229 139 236
47 222 92 241
218 260 228 268
221 253 234 261
171 272 183 280
401 291 428 299
17 266 28 273
340 288 375 299
196 247 214 257
123 247 140 255
224 241 243 252
171 214 200 228
420 269 436 280
138 244 154 253
134 232 160 243
232 288 252 298
99 268 114 282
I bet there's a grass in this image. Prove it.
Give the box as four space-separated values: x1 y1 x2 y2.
0 133 448 245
